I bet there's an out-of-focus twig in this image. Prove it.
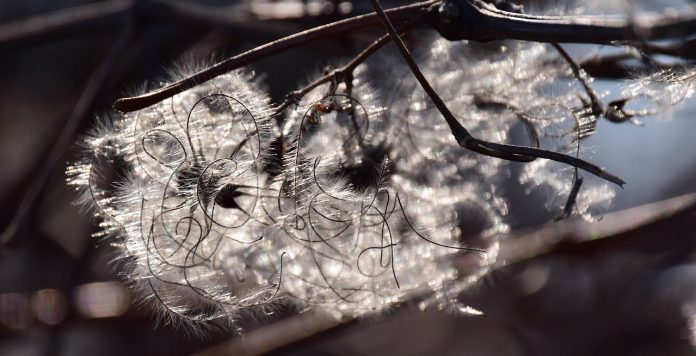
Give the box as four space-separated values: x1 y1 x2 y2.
0 15 135 247
437 0 696 43
469 192 696 270
193 311 351 356
0 0 399 51
579 53 682 79
0 0 132 50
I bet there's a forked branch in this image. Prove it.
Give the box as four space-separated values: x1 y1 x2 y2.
113 0 696 113
271 13 430 117
368 0 625 186
113 1 439 112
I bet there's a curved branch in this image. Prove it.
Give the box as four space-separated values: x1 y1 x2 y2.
113 1 439 113
272 12 430 117
113 0 696 112
369 0 625 186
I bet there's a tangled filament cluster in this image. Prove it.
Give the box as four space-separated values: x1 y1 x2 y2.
66 32 695 331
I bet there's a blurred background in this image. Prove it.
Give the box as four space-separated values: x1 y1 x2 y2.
1 0 695 355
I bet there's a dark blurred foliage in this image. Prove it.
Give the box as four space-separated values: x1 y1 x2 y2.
1 1 695 355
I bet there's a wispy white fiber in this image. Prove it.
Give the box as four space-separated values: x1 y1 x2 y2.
66 13 696 330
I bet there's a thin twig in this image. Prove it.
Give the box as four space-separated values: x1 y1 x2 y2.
559 174 583 219
112 0 696 113
467 140 624 186
551 43 604 116
113 1 438 113
437 0 696 44
271 13 430 117
369 0 470 139
553 44 652 125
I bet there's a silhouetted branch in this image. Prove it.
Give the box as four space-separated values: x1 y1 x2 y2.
114 0 696 114
368 0 625 186
436 0 696 43
113 1 438 112
271 13 429 117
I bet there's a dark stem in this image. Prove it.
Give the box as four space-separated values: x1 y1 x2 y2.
368 0 625 186
368 0 475 144
272 12 430 117
553 44 650 124
437 0 696 44
551 43 604 116
110 0 696 113
113 1 438 113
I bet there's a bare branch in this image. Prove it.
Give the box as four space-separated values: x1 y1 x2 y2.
436 0 696 44
271 13 429 117
552 43 604 116
113 1 439 113
110 0 696 113
0 15 135 247
368 0 625 186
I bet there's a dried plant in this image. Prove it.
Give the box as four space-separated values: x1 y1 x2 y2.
55 0 696 332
